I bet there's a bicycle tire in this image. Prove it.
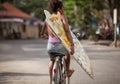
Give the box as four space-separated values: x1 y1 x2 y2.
52 57 70 84
52 58 62 84
61 58 70 84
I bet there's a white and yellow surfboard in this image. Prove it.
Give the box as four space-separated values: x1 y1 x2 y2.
44 10 94 79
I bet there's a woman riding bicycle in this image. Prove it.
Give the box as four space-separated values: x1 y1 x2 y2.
41 0 74 84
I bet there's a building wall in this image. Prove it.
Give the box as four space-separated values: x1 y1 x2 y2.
0 22 39 39
20 25 39 39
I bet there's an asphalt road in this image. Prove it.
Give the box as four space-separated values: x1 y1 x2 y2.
0 39 120 84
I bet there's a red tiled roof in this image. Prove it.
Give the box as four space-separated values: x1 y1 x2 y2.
0 2 32 19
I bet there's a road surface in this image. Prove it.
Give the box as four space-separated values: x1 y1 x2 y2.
0 39 120 84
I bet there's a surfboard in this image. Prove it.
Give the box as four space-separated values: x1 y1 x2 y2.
70 30 94 79
44 10 94 79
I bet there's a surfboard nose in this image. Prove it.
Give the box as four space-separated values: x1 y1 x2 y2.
44 10 51 18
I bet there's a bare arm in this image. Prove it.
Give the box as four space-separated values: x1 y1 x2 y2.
41 22 47 38
61 15 74 55
61 15 74 46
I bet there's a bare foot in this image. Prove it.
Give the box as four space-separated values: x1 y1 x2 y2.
67 69 74 77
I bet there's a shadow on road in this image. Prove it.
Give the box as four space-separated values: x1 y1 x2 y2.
0 72 49 77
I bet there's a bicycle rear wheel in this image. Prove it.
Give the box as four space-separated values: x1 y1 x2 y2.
52 57 70 84
52 59 62 84
61 58 70 84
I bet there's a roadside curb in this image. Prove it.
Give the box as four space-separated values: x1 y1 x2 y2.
80 40 119 47
94 40 112 46
93 40 120 47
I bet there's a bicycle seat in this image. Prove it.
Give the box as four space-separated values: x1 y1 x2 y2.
49 52 65 57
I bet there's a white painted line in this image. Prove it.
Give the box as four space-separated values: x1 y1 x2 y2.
22 47 46 51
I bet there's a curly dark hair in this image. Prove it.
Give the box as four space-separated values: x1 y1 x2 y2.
49 0 63 13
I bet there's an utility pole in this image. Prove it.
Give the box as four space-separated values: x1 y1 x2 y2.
74 2 79 31
113 8 117 47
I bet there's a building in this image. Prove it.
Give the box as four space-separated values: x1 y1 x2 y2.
0 2 41 39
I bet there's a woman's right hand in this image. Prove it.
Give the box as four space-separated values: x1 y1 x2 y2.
70 45 74 55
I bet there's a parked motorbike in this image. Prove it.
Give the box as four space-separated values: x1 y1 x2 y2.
94 28 113 41
74 31 87 40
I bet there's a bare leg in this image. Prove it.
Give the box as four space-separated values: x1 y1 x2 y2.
49 57 55 84
64 54 70 71
64 54 74 77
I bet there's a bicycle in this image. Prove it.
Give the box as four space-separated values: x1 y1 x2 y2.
50 52 70 84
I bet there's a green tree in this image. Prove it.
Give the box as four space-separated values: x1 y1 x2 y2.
106 0 120 22
63 0 75 26
14 0 48 20
64 0 106 35
1 0 49 20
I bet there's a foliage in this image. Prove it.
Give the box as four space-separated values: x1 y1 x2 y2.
63 0 106 35
1 0 48 21
107 0 120 21
63 0 75 26
14 0 48 21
